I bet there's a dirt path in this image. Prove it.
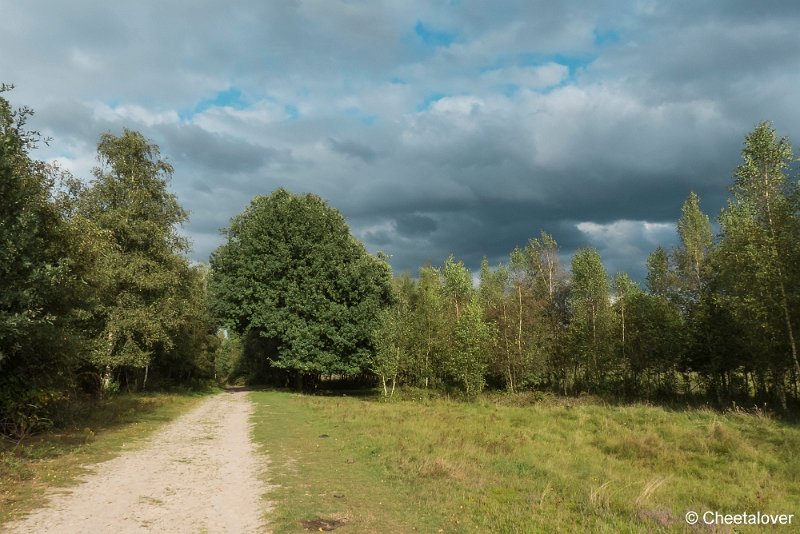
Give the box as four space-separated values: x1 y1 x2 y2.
7 391 270 533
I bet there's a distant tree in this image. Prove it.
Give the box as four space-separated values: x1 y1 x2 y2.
507 248 529 387
569 248 614 391
674 192 713 298
437 256 494 394
479 258 515 390
625 291 684 397
527 231 563 301
209 189 392 387
372 276 413 397
646 247 677 302
408 265 447 388
151 264 219 385
442 255 473 321
214 331 244 384
524 232 568 391
613 273 638 368
447 296 493 395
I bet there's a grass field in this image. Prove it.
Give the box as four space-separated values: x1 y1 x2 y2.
251 390 800 533
0 391 209 524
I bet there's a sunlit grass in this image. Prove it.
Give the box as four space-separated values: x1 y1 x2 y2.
0 392 209 524
251 390 800 533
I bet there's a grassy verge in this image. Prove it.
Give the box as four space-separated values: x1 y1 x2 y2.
0 391 210 524
251 390 800 533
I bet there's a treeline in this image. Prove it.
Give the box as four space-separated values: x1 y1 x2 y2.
1 89 216 436
374 122 800 411
3 85 799 436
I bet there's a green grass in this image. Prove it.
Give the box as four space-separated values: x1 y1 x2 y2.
0 391 209 524
251 390 800 533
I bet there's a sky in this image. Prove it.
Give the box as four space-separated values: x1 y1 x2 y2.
2 1 799 282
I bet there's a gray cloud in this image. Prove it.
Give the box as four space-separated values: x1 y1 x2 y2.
158 124 281 173
327 137 378 162
394 213 438 237
3 1 799 282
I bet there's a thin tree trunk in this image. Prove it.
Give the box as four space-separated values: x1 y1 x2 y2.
620 302 625 361
502 301 514 392
517 284 523 378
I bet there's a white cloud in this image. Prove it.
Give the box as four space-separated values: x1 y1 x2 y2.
480 63 569 89
576 219 677 276
92 103 180 128
68 48 103 71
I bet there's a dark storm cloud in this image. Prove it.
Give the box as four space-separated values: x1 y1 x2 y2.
394 213 438 237
327 138 378 162
3 1 799 282
158 124 282 173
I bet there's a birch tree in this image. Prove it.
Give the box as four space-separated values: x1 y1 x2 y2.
717 122 800 408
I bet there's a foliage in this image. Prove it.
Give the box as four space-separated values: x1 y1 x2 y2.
209 189 393 382
213 331 244 384
569 248 615 391
715 121 800 408
4 83 800 420
674 191 713 298
371 277 412 396
76 129 192 387
1 90 220 435
0 88 85 435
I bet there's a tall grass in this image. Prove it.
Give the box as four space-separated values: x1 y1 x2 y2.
251 390 800 533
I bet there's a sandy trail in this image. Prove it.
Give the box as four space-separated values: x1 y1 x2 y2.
7 390 270 533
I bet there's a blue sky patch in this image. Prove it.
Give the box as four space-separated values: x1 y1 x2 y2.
416 92 449 112
414 21 457 48
594 29 621 46
284 104 299 120
180 87 247 120
518 53 596 76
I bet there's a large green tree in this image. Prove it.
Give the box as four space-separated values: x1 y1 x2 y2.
209 189 392 385
77 129 192 391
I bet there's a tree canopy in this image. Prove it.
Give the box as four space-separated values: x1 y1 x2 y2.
209 189 393 383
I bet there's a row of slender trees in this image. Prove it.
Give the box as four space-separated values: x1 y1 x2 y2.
373 122 800 410
1 89 217 436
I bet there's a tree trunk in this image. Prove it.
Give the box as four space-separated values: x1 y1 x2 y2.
517 284 523 382
774 369 787 411
502 301 514 393
620 303 625 361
